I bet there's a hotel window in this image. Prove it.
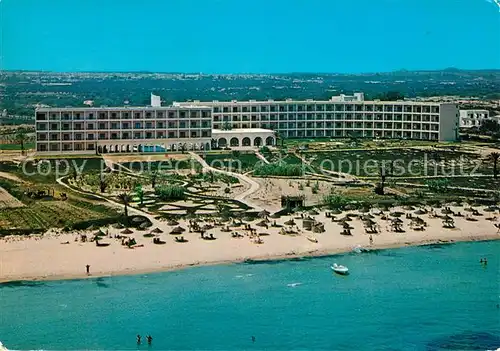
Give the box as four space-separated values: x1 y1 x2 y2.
99 133 106 139
99 123 106 129
180 111 186 118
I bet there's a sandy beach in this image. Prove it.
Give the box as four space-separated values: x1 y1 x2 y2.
1 206 498 283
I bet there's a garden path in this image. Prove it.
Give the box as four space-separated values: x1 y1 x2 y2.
189 152 263 211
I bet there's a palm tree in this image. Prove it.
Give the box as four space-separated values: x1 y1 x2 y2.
117 192 132 222
15 130 28 156
489 152 500 179
135 184 144 206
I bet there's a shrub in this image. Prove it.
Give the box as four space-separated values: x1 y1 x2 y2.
426 178 450 193
323 194 349 209
253 162 303 177
155 184 186 201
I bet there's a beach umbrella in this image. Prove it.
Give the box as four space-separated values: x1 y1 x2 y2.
391 217 403 223
361 214 375 220
167 220 179 226
403 205 415 211
313 224 325 233
442 215 453 221
414 209 427 215
331 209 343 215
338 216 352 222
170 226 185 235
411 217 425 224
390 212 404 217
358 208 370 213
256 220 268 227
308 209 319 216
342 222 354 230
441 208 453 215
94 229 106 237
202 224 213 231
484 206 499 212
258 210 270 218
284 219 295 226
139 221 152 229
121 228 134 235
363 218 376 226
151 227 164 234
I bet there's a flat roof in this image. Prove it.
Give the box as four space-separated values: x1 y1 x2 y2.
176 100 452 106
212 128 274 134
36 105 211 112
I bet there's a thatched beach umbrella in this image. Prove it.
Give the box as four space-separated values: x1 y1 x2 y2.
441 208 453 215
342 222 354 230
313 223 325 233
258 210 270 218
442 214 453 221
361 214 375 220
167 219 179 226
256 220 268 227
308 209 319 216
414 209 427 215
403 205 415 211
121 228 134 235
338 215 352 222
284 219 295 226
151 227 164 234
170 226 185 234
391 217 403 223
363 218 376 226
484 206 499 212
94 229 106 237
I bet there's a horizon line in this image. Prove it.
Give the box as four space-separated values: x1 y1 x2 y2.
2 67 500 75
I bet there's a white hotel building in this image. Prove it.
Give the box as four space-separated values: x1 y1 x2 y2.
35 93 459 154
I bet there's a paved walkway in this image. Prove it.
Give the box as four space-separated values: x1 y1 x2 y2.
189 152 263 211
255 151 270 164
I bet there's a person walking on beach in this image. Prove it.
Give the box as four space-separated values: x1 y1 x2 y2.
86 264 90 275
369 235 373 245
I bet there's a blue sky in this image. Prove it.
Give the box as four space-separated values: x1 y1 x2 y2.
2 0 499 73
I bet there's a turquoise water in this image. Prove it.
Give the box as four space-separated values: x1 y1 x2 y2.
1 241 499 351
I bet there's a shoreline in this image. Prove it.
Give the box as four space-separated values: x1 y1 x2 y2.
2 233 497 284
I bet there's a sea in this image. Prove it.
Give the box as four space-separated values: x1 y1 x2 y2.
0 240 499 351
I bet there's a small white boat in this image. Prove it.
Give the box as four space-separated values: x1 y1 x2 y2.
0 341 9 351
331 263 349 275
306 235 318 243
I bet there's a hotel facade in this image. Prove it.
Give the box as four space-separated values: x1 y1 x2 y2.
35 93 459 154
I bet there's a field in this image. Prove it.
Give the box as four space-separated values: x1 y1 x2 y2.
0 200 119 232
0 186 24 208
